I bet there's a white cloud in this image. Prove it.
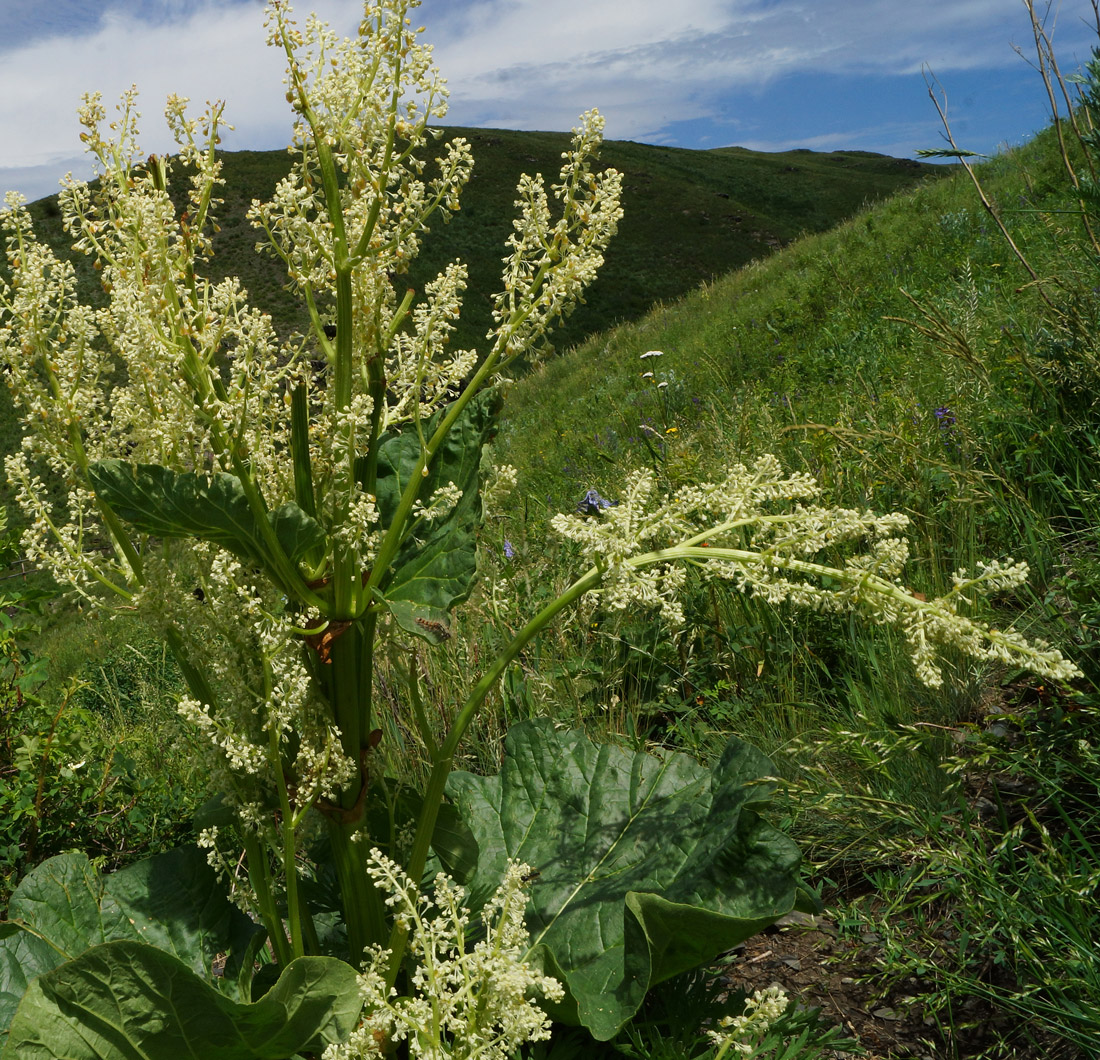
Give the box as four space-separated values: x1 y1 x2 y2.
425 0 1095 82
0 0 364 199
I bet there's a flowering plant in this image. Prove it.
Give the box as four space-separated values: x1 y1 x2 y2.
0 0 1079 1054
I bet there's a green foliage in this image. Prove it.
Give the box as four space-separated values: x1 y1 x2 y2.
456 13 1100 1054
0 594 201 903
373 388 500 638
5 942 361 1060
448 720 808 1040
88 461 327 571
830 698 1100 1057
0 847 261 1040
1 4 881 1055
0 848 358 1059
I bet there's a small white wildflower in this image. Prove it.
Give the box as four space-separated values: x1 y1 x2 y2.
707 985 791 1055
482 463 518 518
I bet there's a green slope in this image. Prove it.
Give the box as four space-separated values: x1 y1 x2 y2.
404 131 940 355
12 129 941 357
492 124 1084 556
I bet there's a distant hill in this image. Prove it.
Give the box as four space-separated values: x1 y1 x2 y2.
17 128 944 358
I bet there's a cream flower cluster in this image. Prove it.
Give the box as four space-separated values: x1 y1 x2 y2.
491 110 623 363
550 457 820 626
252 0 478 443
707 985 791 1057
144 548 356 832
552 454 1081 688
325 852 563 1060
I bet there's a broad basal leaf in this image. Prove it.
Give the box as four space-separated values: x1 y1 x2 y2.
368 389 500 638
446 720 804 1040
0 847 262 1044
89 461 326 571
3 942 360 1060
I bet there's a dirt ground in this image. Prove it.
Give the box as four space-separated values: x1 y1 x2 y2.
720 911 1015 1060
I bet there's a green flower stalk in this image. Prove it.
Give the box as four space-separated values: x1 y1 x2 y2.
0 0 622 968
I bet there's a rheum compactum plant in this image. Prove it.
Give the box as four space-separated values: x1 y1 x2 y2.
0 1 1082 1056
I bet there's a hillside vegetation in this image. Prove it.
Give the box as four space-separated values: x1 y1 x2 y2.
14 130 938 355
5 71 1100 1060
471 117 1100 1056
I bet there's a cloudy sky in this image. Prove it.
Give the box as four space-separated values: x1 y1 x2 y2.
3 0 1098 203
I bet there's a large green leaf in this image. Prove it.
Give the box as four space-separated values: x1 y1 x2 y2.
88 461 326 570
369 390 500 637
0 848 262 1044
446 720 804 1040
3 941 360 1060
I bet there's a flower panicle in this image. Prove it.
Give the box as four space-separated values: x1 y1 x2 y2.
327 850 563 1059
550 452 1081 690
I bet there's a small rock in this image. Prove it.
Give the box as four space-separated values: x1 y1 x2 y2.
780 957 802 971
872 1007 901 1021
775 910 819 930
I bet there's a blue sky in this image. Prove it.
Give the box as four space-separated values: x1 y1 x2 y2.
2 0 1098 202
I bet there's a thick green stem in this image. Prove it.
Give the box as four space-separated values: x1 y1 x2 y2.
327 816 388 966
277 801 305 960
323 615 387 964
329 624 365 784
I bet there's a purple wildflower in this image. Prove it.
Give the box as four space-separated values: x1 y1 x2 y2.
577 489 614 515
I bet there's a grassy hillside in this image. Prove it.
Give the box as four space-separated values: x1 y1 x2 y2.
487 126 1092 746
15 129 940 356
472 120 1100 1056
494 133 1069 528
